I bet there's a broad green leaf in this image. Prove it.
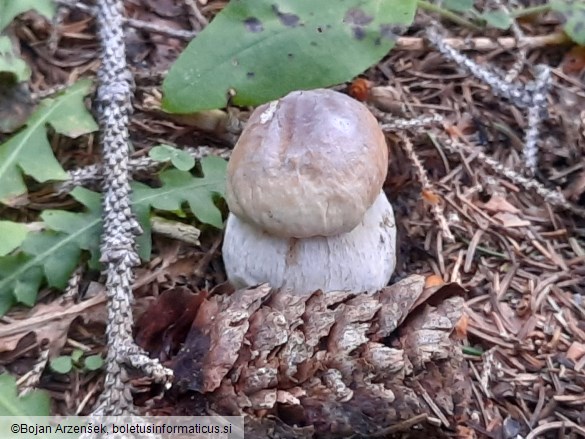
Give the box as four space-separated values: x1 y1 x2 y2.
443 0 474 13
0 0 56 31
0 220 29 256
481 10 512 30
0 373 51 416
0 36 30 82
551 0 585 45
0 80 98 203
162 0 417 113
134 156 227 228
49 356 73 374
149 144 196 171
0 157 228 314
83 354 104 371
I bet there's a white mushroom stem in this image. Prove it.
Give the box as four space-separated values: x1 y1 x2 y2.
222 191 397 295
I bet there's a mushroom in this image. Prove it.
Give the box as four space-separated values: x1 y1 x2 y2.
222 88 396 295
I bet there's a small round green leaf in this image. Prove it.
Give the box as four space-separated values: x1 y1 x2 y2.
70 349 84 363
50 356 73 374
149 145 173 162
83 354 104 371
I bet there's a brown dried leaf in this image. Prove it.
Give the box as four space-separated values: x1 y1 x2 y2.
0 292 106 356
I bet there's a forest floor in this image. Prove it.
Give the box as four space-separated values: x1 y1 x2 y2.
0 0 584 438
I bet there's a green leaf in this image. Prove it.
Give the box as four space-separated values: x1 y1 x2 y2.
0 187 102 314
149 144 196 171
481 10 512 29
0 158 228 315
0 373 51 416
551 0 585 45
0 0 55 31
0 220 29 256
0 36 30 82
50 356 73 374
0 80 98 203
443 0 474 13
134 156 227 229
163 0 417 113
83 354 104 371
70 349 84 363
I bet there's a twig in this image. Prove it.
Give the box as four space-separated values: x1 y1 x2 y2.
88 0 172 417
425 26 534 109
184 0 209 28
56 145 232 194
396 33 569 52
55 0 197 40
425 23 553 174
380 114 444 131
434 132 585 218
523 65 551 174
151 216 201 246
492 0 528 82
397 133 455 242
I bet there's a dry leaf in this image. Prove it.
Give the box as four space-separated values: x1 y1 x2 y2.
0 292 106 356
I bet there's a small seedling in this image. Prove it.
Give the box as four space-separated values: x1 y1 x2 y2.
50 349 104 374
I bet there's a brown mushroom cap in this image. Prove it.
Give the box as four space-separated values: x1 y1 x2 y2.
226 88 388 238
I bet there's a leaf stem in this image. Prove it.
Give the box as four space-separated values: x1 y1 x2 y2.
509 4 551 18
417 0 482 31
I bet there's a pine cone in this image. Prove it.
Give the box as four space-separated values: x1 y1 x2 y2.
136 275 472 438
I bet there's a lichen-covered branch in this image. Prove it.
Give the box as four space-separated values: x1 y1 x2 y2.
425 24 552 175
56 146 231 194
91 0 172 416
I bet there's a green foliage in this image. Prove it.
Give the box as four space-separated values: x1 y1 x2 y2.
0 157 228 315
133 156 227 229
551 0 585 45
50 350 104 374
83 354 104 371
0 188 103 315
149 144 196 171
481 10 513 30
0 80 98 203
0 36 30 82
49 355 73 374
0 373 50 416
0 0 55 31
443 0 474 13
163 0 417 113
437 0 585 41
0 221 29 256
